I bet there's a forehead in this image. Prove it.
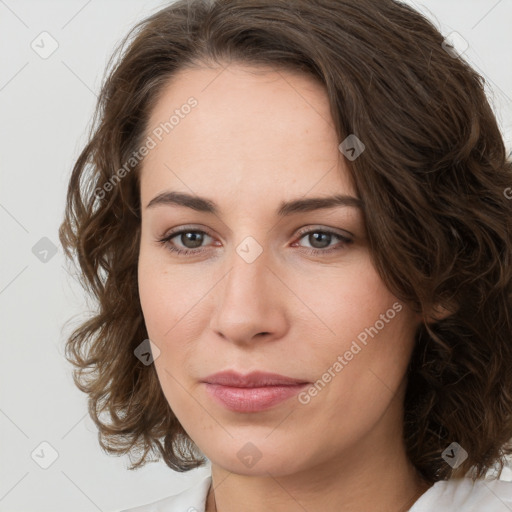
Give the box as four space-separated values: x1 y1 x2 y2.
140 63 356 203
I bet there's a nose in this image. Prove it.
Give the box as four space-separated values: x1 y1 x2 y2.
208 243 289 346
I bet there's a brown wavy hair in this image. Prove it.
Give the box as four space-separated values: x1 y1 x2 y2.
59 0 512 482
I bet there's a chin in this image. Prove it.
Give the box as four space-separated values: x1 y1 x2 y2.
202 434 311 477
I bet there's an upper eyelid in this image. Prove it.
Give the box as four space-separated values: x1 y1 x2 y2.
295 225 354 239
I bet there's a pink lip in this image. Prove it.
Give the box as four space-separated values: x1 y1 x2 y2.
202 371 310 413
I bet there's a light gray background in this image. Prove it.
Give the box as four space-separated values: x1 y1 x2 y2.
1 1 511 511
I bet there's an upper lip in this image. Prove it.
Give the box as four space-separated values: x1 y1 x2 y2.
202 370 309 388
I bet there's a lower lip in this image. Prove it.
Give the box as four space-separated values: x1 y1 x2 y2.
203 383 309 412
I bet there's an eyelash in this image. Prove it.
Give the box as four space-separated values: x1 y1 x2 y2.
156 226 353 257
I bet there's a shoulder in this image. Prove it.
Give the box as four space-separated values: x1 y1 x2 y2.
119 474 212 512
410 476 512 511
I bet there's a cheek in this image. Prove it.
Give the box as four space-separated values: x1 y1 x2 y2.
137 252 204 408
138 258 171 340
298 256 401 341
137 246 217 406
297 258 417 397
137 246 209 341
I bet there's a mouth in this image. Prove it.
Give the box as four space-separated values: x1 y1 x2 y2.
201 370 310 413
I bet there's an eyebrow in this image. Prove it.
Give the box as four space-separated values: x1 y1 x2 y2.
145 191 363 216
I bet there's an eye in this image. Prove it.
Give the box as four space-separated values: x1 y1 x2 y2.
157 228 215 255
293 228 353 254
157 226 353 257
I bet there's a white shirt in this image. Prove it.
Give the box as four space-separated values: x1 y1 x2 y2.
120 473 512 511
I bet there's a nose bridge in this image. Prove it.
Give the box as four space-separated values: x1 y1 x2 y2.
209 237 286 343
221 240 271 315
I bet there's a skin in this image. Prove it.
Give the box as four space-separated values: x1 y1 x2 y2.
137 62 431 511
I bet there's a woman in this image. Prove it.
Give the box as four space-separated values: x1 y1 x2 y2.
59 0 512 510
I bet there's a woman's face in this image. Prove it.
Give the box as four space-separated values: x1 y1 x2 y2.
138 63 421 477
